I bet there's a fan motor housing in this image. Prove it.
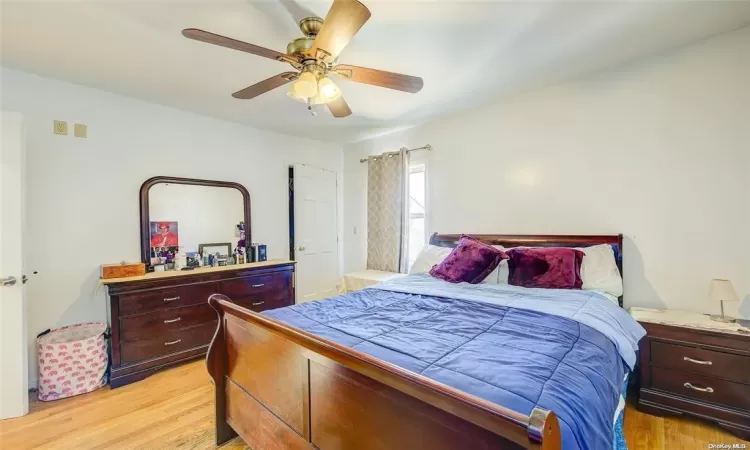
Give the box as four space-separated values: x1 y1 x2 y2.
287 37 315 57
298 16 323 36
288 16 324 58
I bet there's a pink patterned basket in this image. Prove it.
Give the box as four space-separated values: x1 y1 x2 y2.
37 322 108 401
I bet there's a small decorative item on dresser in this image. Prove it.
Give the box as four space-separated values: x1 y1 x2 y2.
198 242 231 259
101 262 146 279
631 307 750 440
709 278 740 323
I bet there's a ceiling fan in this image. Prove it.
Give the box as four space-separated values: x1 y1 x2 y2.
182 0 423 118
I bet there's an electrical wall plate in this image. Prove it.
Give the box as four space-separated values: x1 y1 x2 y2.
53 120 68 135
74 123 87 138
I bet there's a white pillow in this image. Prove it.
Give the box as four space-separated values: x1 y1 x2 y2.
482 246 509 284
496 260 510 284
581 244 623 298
409 245 452 275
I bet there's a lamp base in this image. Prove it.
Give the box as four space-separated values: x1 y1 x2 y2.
709 314 736 323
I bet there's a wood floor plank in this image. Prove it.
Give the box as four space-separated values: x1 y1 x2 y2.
1 360 747 449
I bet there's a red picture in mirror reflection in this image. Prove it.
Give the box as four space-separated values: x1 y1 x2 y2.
150 221 179 248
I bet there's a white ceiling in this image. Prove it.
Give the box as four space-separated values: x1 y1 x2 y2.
2 1 750 143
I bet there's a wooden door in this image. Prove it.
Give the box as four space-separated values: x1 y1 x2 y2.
0 111 28 419
292 164 338 303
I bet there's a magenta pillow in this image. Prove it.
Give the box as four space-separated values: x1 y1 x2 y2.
429 236 509 284
507 247 584 289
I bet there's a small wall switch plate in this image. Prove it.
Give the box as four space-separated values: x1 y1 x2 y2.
53 120 68 135
74 123 87 138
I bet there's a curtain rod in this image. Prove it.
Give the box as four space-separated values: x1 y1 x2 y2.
359 144 432 163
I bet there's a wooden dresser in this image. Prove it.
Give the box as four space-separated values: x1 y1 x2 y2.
632 307 750 440
103 260 295 388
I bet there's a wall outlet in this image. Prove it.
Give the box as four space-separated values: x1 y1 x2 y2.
53 120 68 135
74 123 87 138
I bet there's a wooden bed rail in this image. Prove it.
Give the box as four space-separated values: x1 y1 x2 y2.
206 294 562 450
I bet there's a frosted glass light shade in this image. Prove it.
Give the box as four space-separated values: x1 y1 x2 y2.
317 76 341 101
287 85 307 103
292 71 318 99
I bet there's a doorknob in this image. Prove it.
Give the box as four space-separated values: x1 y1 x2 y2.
1 276 17 287
298 245 306 251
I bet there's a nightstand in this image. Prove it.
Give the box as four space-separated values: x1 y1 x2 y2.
630 307 750 440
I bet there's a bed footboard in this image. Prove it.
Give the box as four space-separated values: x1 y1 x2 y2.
206 294 561 450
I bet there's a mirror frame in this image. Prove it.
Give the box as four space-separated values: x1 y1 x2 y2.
139 176 251 266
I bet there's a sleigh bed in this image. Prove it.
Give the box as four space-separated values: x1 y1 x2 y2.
205 233 639 450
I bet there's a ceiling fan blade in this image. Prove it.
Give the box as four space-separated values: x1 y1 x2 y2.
232 72 299 100
327 96 352 118
311 0 371 61
334 64 423 93
182 28 297 64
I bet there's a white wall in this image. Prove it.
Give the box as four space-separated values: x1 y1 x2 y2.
344 27 750 318
0 68 343 384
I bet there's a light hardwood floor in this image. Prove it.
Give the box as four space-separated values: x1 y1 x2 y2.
1 360 747 450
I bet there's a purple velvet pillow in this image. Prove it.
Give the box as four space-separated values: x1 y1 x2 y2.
507 247 584 289
429 236 509 284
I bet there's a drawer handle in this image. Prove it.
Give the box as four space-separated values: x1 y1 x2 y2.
164 339 182 346
163 296 181 302
252 301 265 306
252 284 265 288
163 317 181 324
683 356 712 365
684 382 713 393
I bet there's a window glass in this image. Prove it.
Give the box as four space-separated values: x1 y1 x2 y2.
407 166 426 270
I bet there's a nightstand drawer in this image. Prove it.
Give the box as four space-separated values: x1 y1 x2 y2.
651 341 750 384
652 367 750 410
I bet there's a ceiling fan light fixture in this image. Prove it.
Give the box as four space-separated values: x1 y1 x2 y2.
318 76 342 102
309 92 329 106
286 86 308 103
292 70 318 99
183 0 423 119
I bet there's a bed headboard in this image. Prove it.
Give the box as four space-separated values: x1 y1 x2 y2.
429 233 624 307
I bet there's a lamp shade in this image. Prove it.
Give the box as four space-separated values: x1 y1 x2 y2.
317 76 342 102
709 279 739 303
292 71 318 99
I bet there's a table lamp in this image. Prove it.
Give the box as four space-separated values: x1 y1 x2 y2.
709 278 738 323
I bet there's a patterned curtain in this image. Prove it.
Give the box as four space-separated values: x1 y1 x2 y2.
366 149 409 273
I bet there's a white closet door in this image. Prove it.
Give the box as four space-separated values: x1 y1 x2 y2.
293 164 338 303
1 111 28 419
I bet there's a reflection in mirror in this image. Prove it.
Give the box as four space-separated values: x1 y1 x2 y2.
148 183 244 261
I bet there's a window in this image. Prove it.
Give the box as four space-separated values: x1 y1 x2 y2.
407 164 426 270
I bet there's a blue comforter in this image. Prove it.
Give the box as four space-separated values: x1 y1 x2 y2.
265 275 645 450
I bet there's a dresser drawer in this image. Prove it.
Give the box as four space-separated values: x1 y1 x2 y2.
229 290 292 313
120 303 216 342
118 283 217 317
218 272 292 313
119 322 216 366
651 366 750 411
218 272 289 298
651 341 749 384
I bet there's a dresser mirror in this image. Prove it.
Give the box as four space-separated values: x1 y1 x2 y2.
139 176 251 268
